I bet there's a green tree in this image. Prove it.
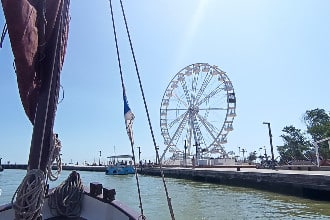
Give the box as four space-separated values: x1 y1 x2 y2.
247 151 257 163
303 108 330 139
277 125 311 164
303 108 330 160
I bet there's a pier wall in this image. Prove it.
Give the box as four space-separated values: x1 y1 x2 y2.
139 167 330 201
2 164 106 172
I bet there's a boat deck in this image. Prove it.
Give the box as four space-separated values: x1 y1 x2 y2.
46 217 87 220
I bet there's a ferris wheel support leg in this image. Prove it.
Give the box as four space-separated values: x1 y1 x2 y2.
160 147 169 163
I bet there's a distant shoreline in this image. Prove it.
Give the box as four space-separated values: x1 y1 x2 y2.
2 164 107 172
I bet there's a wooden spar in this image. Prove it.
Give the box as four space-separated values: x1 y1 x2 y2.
28 1 63 172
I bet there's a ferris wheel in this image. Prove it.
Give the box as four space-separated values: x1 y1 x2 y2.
160 63 236 161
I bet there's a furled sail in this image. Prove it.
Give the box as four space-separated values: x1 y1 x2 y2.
2 0 69 124
2 1 70 218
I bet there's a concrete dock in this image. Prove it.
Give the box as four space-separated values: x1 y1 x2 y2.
139 166 330 201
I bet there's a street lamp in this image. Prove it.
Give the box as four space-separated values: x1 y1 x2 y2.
238 147 241 160
184 140 187 167
263 122 275 165
99 150 102 166
241 148 247 162
258 147 263 158
193 142 200 166
155 146 159 164
137 146 141 162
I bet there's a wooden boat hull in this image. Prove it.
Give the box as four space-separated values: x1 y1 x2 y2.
0 182 141 220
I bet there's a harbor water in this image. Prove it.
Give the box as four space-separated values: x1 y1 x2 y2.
1 169 330 220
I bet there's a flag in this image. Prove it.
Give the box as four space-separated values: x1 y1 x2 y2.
123 90 135 145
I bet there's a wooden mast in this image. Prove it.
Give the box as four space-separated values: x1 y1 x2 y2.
28 0 65 172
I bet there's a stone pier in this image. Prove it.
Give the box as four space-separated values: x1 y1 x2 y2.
139 166 330 201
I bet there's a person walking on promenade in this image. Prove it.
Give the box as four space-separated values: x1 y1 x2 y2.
192 156 195 169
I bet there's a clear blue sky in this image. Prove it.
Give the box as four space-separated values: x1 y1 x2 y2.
1 0 329 164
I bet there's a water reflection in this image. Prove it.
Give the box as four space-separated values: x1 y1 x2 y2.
0 169 329 220
161 177 330 220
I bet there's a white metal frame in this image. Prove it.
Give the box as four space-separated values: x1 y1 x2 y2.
160 63 236 162
313 137 330 167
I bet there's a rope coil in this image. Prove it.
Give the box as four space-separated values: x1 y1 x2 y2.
48 171 84 218
12 169 46 220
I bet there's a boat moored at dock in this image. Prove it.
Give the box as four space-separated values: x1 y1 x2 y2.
106 155 135 175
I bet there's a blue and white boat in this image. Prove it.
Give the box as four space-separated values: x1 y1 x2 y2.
106 155 135 175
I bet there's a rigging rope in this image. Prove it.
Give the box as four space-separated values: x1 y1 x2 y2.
119 0 176 219
109 1 145 219
0 23 7 48
46 133 63 181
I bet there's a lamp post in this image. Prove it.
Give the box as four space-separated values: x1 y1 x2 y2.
99 150 102 166
258 147 263 160
241 148 246 163
263 122 275 165
238 147 241 161
137 146 141 162
184 140 187 167
193 142 200 166
155 146 159 164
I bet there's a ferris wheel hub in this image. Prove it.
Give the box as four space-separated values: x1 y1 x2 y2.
188 105 199 115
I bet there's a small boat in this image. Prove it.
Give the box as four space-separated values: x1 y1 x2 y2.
106 155 135 175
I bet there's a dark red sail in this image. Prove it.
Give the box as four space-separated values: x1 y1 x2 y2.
2 0 69 124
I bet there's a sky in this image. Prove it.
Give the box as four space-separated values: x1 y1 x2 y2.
0 0 330 165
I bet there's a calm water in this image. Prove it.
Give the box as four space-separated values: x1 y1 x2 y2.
1 169 330 220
